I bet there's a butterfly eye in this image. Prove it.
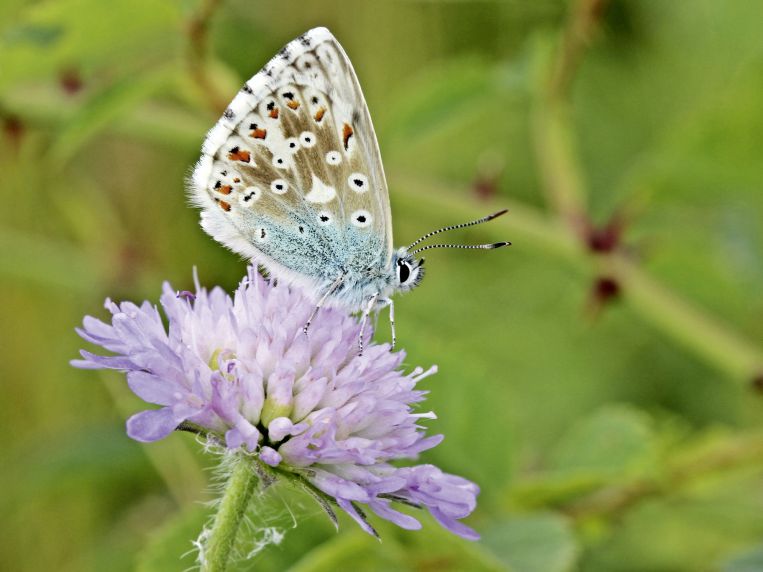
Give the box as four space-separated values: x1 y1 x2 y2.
300 131 317 148
348 173 368 193
270 179 289 194
397 262 411 284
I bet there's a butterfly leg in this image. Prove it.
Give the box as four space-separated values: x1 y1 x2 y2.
377 297 395 350
303 273 345 337
358 292 380 356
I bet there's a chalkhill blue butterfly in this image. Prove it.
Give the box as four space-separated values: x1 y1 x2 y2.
189 27 509 352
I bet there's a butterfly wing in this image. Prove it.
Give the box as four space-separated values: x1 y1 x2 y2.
189 27 394 297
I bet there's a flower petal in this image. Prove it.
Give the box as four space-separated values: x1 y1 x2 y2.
126 408 181 442
336 498 378 538
127 371 182 406
259 446 282 466
428 506 480 541
369 500 421 530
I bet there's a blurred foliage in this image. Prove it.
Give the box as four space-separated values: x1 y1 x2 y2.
2 0 763 570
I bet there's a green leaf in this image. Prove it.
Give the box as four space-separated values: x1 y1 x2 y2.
482 513 578 572
549 405 656 477
509 406 658 508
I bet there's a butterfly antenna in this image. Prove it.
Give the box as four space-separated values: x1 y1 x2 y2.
410 241 511 255
406 209 509 250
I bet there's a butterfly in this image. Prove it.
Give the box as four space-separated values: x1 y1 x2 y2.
189 27 509 352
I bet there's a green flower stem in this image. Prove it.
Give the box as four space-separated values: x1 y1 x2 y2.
204 454 258 572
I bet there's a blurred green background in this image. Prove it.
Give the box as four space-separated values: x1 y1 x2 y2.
2 0 763 570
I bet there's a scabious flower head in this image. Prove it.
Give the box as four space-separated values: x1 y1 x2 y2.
73 267 479 539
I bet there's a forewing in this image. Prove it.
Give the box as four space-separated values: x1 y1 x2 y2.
189 27 394 287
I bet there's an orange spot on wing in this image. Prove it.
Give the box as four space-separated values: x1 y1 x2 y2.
228 149 251 163
250 127 267 139
232 177 240 183
287 99 300 110
269 107 279 119
218 185 233 195
314 107 326 122
218 200 231 212
342 123 354 150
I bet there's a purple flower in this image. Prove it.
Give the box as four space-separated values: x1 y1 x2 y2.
73 268 479 540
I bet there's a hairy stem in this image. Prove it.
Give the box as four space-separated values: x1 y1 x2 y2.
204 454 258 572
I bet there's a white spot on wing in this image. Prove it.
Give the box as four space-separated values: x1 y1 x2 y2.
271 179 288 194
351 209 372 228
325 151 341 165
239 186 261 206
304 175 336 204
300 131 316 148
348 173 369 193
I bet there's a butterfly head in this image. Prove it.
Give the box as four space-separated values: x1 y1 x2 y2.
392 249 426 293
389 210 511 296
